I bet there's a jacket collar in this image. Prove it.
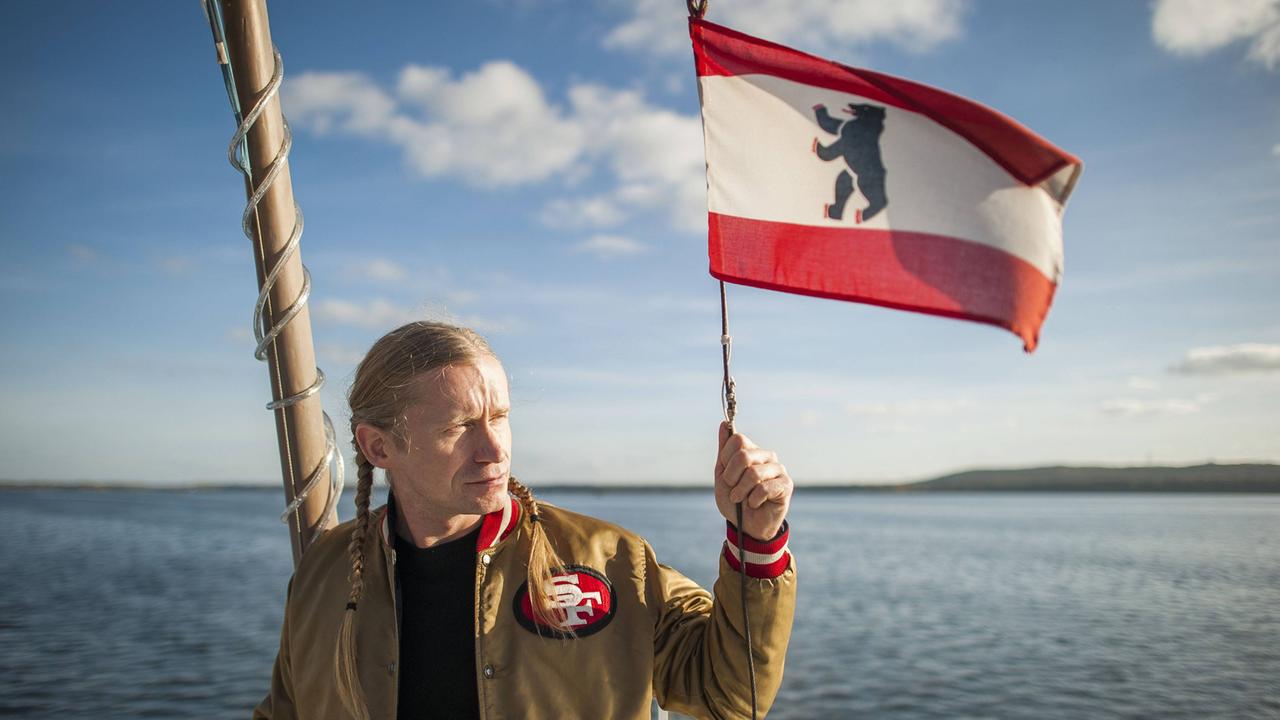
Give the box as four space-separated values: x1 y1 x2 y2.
378 490 522 552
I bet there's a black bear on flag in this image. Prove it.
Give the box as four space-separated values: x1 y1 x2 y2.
812 103 888 223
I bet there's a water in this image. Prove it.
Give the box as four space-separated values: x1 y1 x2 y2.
1 489 1277 719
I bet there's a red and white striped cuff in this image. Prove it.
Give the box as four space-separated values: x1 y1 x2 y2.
723 520 791 579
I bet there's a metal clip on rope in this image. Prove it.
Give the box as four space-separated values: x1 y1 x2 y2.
223 46 344 530
721 332 737 427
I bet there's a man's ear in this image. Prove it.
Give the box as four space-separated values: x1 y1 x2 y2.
354 423 396 469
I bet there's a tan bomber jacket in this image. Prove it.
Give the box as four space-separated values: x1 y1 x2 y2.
253 495 796 720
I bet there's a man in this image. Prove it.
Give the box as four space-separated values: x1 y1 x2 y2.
254 322 796 719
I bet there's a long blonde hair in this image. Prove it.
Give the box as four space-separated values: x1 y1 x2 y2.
335 321 566 720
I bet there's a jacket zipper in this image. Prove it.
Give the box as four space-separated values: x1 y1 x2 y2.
386 544 399 720
474 551 490 720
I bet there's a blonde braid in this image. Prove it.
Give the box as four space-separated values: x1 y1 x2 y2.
508 477 570 630
334 451 375 720
507 476 539 522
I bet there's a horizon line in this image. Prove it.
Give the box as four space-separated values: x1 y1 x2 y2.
3 460 1277 491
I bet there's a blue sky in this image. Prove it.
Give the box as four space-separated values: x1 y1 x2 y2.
1 1 1277 486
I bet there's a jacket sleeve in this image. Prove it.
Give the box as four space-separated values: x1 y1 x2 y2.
648 522 796 720
252 577 298 720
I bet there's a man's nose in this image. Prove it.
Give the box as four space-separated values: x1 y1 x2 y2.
474 421 506 463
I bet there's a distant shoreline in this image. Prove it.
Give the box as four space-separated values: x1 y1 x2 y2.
4 463 1278 493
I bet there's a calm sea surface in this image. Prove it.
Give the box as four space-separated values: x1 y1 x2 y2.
1 489 1277 719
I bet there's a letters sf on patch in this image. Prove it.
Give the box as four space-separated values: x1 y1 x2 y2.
513 564 617 638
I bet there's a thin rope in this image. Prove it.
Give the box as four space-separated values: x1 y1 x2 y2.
720 280 759 720
701 4 747 712
203 1 343 536
720 281 737 427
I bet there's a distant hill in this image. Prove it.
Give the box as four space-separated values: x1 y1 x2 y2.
898 463 1280 492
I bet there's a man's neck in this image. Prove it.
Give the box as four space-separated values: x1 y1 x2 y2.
393 505 483 549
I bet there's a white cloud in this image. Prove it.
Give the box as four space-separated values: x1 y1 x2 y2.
313 298 515 335
1126 375 1159 391
282 71 399 136
845 398 972 417
286 62 584 187
317 343 369 367
799 410 824 428
605 0 967 57
573 234 648 259
445 290 480 306
1152 0 1280 68
1272 142 1280 156
1070 256 1280 294
158 257 191 275
313 298 424 328
286 64 705 232
566 84 707 232
539 196 627 229
392 62 585 185
525 367 709 388
68 244 97 262
1169 343 1280 374
1100 397 1202 416
350 258 407 283
451 313 518 335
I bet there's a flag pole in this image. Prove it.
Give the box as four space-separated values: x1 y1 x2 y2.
718 278 759 720
691 4 757 712
205 0 340 565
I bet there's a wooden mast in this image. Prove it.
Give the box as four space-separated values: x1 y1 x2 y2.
217 0 337 564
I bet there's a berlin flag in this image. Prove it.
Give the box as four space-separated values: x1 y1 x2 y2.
690 19 1082 352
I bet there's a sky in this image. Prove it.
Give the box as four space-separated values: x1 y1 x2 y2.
1 0 1277 487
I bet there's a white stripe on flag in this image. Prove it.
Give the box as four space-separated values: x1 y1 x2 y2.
700 73 1065 282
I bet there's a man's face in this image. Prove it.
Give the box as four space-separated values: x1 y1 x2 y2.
383 355 512 523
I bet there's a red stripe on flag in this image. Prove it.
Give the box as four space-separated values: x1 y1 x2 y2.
709 213 1057 352
689 18 1079 189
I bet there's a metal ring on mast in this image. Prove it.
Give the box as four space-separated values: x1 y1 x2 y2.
222 45 344 530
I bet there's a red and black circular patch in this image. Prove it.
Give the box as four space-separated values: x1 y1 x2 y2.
512 564 616 639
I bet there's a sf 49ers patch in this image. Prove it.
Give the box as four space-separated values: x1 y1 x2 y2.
513 564 617 638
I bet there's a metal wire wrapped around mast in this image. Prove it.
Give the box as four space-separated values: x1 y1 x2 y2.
204 0 343 545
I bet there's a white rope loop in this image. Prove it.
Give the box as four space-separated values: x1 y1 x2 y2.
224 46 343 531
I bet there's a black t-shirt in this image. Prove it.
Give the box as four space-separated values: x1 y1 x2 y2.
393 523 483 720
